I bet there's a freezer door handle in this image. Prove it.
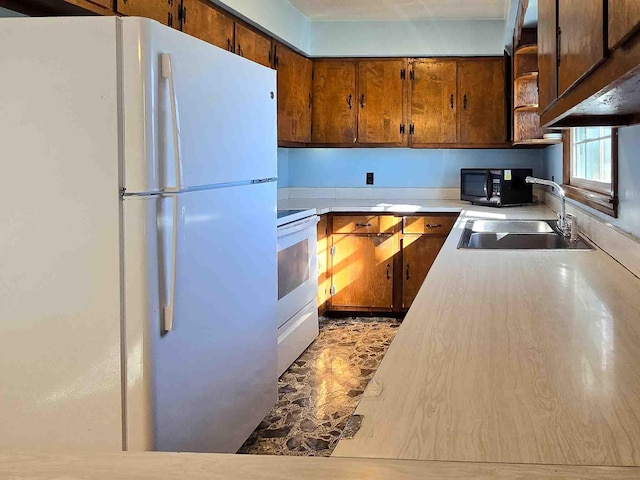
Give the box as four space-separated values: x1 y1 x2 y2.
162 194 179 332
160 53 183 193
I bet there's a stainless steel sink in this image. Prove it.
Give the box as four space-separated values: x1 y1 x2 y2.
458 219 594 250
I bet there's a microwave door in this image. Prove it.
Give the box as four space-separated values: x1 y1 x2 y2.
463 171 491 201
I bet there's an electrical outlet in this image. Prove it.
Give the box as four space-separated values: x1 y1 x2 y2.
366 172 374 185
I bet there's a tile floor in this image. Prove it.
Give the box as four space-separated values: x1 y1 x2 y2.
238 316 401 457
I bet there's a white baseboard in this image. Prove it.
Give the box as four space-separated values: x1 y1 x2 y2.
545 192 640 278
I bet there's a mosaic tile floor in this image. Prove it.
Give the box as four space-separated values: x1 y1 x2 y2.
238 316 401 457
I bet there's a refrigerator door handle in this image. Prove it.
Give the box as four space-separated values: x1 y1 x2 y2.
160 53 183 193
162 193 179 332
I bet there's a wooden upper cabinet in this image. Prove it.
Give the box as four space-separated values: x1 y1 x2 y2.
276 43 313 143
557 0 605 96
357 59 407 145
235 23 273 69
538 0 558 113
181 0 235 52
330 235 395 309
409 60 458 145
458 59 505 144
69 0 114 14
608 0 640 50
116 0 174 26
311 60 357 144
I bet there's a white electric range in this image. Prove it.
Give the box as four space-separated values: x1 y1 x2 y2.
276 209 319 376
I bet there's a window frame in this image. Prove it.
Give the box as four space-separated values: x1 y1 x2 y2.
562 128 619 218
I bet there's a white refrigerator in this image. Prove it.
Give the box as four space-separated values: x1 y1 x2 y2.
0 17 277 453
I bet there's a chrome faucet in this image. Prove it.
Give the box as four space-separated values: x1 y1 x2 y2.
525 176 575 238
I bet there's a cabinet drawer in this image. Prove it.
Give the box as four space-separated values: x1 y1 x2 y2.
403 215 457 235
332 215 398 234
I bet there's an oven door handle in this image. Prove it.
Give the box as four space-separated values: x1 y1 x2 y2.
278 216 319 237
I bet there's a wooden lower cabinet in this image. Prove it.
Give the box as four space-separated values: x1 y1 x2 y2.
324 213 457 313
317 215 329 314
329 234 396 310
402 234 447 309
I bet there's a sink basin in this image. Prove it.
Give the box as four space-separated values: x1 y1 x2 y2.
458 219 594 250
470 220 554 234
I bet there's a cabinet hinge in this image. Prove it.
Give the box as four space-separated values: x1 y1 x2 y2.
330 245 336 257
400 68 406 80
410 70 415 81
409 124 415 135
330 285 336 296
400 124 405 134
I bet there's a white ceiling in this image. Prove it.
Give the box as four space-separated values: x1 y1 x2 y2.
287 0 510 21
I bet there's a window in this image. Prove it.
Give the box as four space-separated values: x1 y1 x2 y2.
562 127 618 217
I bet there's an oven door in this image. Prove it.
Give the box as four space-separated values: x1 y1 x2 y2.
277 215 319 328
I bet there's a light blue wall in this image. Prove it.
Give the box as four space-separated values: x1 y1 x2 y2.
286 148 547 188
277 148 289 188
310 20 507 57
0 7 25 17
213 0 310 53
546 125 640 239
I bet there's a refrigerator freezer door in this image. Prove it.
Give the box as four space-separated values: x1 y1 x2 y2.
122 182 277 453
0 17 123 450
121 18 278 194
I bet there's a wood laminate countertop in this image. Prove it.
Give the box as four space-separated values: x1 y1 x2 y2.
3 451 640 479
331 204 640 467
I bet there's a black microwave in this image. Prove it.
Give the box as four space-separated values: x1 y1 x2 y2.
460 168 533 206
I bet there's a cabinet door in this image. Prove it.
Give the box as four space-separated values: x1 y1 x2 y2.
276 43 313 143
357 59 407 145
181 0 235 52
312 60 357 144
402 234 446 309
557 0 605 96
317 215 329 313
458 59 505 144
538 0 558 113
68 0 114 14
410 60 458 145
608 0 640 50
235 23 273 69
116 0 173 26
330 235 395 309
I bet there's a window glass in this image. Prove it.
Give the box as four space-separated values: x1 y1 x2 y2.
571 127 613 185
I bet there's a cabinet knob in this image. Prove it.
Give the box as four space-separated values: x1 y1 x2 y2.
426 223 443 229
386 263 391 280
355 223 372 228
406 264 410 280
347 94 353 110
360 94 366 108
